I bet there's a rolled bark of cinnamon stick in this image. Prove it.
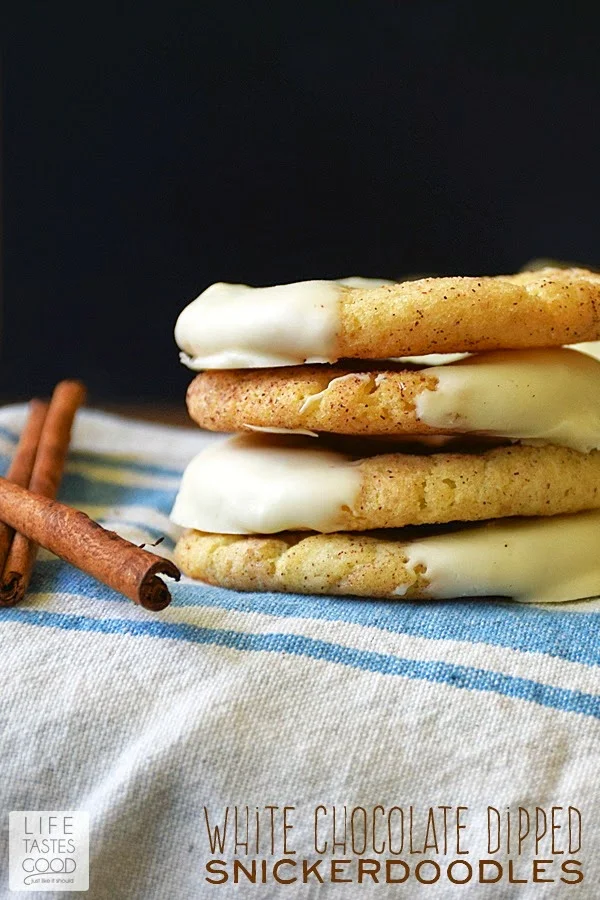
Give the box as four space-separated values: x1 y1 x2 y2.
0 400 49 570
1 381 87 605
0 479 180 610
0 381 85 606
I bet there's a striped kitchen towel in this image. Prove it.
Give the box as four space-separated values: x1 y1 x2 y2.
0 404 597 898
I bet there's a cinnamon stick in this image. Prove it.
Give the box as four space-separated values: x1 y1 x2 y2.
1 381 86 605
0 480 179 610
0 400 49 571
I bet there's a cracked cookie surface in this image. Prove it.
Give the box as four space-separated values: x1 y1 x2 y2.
187 362 439 435
175 529 431 598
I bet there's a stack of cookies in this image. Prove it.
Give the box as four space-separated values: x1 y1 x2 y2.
171 268 600 603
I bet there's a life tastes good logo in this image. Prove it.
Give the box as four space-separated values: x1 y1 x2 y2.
201 804 584 888
9 811 89 892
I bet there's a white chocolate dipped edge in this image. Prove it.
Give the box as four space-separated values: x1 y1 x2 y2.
175 277 397 370
170 434 361 534
414 348 600 453
401 510 600 603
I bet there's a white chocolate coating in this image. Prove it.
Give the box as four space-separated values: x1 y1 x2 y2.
170 434 361 534
335 276 395 288
244 425 318 437
175 280 341 370
405 511 600 603
174 276 400 370
569 341 600 360
396 353 470 365
416 348 600 453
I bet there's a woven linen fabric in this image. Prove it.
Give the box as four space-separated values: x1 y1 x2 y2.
0 403 598 899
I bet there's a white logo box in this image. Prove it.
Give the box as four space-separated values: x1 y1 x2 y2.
9 811 89 892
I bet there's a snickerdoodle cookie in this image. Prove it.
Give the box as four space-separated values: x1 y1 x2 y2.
175 268 600 369
186 348 600 451
174 510 600 602
170 434 600 534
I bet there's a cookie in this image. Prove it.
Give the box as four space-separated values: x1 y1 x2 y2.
170 434 600 534
186 348 600 453
175 268 600 369
174 509 600 603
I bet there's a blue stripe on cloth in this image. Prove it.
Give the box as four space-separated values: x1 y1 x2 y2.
2 605 599 719
29 562 141 604
69 450 183 478
171 584 600 667
0 459 176 510
62 454 183 479
0 425 20 444
57 472 176 513
27 561 600 668
0 437 184 478
0 452 178 509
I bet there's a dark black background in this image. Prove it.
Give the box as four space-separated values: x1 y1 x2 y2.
5 2 600 401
